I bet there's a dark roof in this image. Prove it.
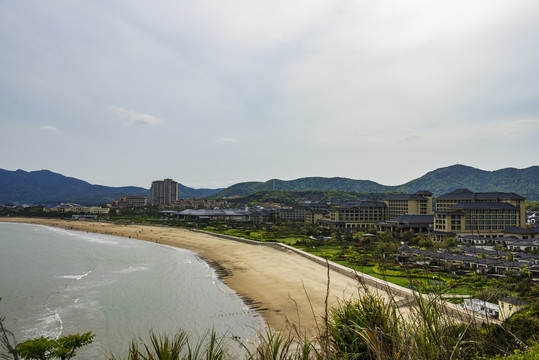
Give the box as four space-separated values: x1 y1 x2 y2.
450 202 518 210
431 230 456 236
499 297 530 306
437 189 525 201
452 189 474 194
318 220 345 225
504 226 539 234
179 209 251 216
505 238 539 247
386 215 434 224
415 190 433 195
304 202 329 208
384 194 427 201
340 201 387 208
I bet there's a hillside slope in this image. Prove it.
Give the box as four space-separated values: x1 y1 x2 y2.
213 165 538 200
0 169 217 204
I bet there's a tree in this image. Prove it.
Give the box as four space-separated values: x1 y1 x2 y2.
14 332 94 360
15 331 95 360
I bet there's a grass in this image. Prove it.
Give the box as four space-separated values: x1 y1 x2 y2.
103 289 535 360
2 282 536 360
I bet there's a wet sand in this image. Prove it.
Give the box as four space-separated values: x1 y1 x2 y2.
0 217 402 335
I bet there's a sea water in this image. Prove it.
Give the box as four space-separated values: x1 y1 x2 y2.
0 222 265 359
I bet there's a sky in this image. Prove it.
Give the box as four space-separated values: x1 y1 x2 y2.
1 0 538 189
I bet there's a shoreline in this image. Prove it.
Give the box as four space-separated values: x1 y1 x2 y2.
0 217 401 334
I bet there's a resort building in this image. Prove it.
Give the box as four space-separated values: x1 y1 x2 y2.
377 214 434 234
279 207 307 221
503 225 539 239
162 209 251 222
150 178 178 206
126 195 147 207
111 194 147 208
435 189 525 217
383 191 433 218
498 297 529 321
463 299 499 318
431 189 526 241
44 203 110 215
319 200 387 230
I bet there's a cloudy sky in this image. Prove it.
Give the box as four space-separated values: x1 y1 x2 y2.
1 1 538 189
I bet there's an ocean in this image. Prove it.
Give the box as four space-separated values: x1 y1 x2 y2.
0 222 266 359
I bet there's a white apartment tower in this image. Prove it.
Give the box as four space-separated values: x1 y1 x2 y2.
150 178 178 206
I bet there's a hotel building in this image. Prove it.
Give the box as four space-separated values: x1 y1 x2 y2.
150 178 178 206
383 191 433 218
319 200 387 230
432 189 526 240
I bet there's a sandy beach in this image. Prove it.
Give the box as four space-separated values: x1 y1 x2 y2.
0 217 401 335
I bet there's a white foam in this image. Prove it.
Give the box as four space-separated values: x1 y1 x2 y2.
117 265 149 274
22 308 63 339
56 271 91 280
44 225 129 247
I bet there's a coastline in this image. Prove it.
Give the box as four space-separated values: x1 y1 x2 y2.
0 217 396 334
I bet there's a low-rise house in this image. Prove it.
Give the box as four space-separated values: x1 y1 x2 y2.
398 245 539 276
166 209 251 222
498 297 530 321
527 212 538 225
503 225 539 239
44 203 109 215
376 214 434 234
456 235 491 245
505 238 539 251
463 299 499 318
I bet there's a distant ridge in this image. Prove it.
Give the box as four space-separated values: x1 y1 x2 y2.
0 164 537 205
0 169 218 205
212 165 539 200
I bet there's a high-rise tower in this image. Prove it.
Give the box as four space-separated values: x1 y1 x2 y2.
150 178 178 206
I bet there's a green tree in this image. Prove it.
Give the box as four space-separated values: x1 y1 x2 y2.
14 332 94 360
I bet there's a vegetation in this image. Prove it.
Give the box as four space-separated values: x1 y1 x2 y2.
2 266 538 360
526 201 539 211
225 190 397 207
14 332 94 360
108 330 229 360
2 164 538 206
211 165 539 200
0 299 94 360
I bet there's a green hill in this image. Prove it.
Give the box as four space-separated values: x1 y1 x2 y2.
1 164 536 205
213 165 538 200
0 169 218 205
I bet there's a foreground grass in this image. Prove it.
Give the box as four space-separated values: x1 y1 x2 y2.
102 290 537 360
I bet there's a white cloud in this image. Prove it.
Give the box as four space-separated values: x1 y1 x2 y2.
495 119 539 139
438 119 539 141
109 106 164 126
39 125 60 133
402 135 421 143
215 137 238 144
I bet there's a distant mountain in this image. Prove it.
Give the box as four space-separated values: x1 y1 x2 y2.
0 169 219 205
214 177 388 197
394 165 539 197
1 165 537 205
178 184 222 199
212 165 538 200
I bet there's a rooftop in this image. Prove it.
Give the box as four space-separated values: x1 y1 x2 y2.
449 202 519 210
499 297 530 306
437 189 525 201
